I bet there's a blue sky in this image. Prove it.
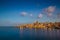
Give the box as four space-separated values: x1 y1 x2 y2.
0 0 60 26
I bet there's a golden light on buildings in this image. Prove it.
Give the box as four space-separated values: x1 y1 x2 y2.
18 21 60 29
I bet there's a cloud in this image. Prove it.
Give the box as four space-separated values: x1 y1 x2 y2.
30 14 33 17
57 13 60 18
21 12 27 16
42 6 56 17
47 13 52 17
46 6 56 13
38 13 43 18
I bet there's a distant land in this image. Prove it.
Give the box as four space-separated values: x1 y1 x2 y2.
18 21 60 29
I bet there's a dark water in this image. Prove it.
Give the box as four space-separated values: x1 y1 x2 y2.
0 26 60 40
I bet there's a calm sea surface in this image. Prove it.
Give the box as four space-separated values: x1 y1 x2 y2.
0 26 60 40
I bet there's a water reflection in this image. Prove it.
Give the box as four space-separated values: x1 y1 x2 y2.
0 27 59 40
20 28 60 40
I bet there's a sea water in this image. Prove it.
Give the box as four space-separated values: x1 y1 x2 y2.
0 26 60 40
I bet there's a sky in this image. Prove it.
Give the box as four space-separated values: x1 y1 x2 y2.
0 0 60 26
